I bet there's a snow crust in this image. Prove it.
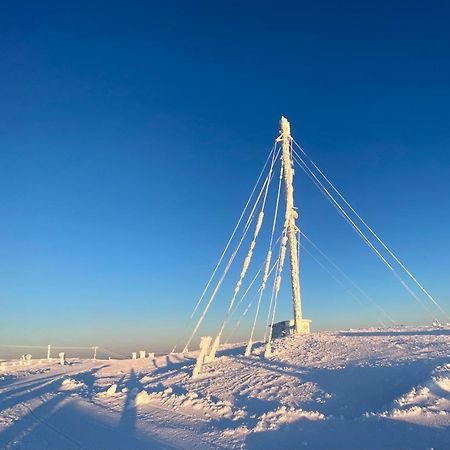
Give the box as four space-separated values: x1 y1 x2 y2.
59 378 86 391
254 406 325 431
1 326 450 449
376 362 450 428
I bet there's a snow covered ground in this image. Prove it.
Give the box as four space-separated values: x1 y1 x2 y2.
1 327 450 449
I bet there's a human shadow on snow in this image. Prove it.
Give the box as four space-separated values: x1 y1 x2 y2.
118 368 141 436
0 366 173 450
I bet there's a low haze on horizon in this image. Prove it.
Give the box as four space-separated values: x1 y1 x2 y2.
1 1 450 355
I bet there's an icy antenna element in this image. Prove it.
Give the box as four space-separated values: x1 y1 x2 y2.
206 205 268 362
59 352 66 365
131 352 137 360
245 156 284 357
245 249 273 355
262 251 273 290
139 351 146 359
192 336 212 379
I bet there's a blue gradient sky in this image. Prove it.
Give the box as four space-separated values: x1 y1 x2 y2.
1 1 449 354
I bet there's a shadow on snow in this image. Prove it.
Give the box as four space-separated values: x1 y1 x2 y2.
0 365 173 449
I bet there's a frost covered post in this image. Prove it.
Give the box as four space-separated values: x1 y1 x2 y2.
192 336 212 379
280 116 311 335
59 352 66 365
132 352 137 360
93 346 98 360
139 351 146 359
47 344 51 361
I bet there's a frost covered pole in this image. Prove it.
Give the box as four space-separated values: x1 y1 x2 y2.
47 344 51 361
280 117 309 334
192 336 212 379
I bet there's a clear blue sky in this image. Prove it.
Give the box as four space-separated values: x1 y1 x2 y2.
1 1 449 355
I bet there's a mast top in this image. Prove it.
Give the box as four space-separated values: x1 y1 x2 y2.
280 116 291 134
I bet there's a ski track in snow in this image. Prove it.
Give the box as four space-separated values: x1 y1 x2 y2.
1 326 450 449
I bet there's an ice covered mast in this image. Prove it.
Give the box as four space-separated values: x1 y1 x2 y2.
280 116 310 334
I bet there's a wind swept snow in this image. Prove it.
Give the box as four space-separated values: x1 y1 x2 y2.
1 327 450 449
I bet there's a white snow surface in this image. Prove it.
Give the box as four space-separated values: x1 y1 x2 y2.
1 326 450 449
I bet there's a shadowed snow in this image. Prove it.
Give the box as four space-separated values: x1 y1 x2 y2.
1 326 450 449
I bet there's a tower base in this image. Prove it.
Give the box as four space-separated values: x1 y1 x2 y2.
271 319 312 339
295 319 312 334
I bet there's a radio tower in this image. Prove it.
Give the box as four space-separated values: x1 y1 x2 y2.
280 116 310 334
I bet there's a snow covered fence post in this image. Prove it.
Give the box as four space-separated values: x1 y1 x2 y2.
244 339 253 357
192 336 212 379
59 352 66 365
